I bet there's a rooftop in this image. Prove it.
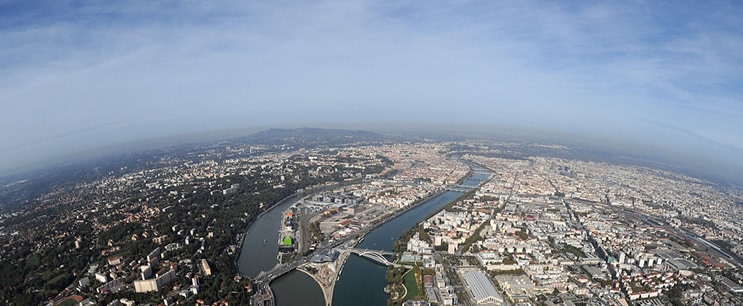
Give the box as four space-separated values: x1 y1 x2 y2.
462 270 502 305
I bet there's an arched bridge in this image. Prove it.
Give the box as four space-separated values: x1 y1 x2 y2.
348 248 396 266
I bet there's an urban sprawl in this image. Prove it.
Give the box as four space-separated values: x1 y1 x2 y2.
1 139 742 306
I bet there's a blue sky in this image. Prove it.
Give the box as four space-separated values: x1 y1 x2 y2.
1 1 742 182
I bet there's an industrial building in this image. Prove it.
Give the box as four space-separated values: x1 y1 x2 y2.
461 270 504 305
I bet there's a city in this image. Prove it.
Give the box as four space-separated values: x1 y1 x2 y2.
3 1 743 305
1 131 741 305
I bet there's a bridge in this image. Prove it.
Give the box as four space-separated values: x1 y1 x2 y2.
347 248 396 266
253 260 304 284
448 171 490 192
447 185 474 192
250 247 399 306
254 247 397 284
250 258 313 306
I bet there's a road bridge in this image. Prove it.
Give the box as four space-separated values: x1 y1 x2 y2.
447 185 472 192
250 246 400 306
254 246 397 284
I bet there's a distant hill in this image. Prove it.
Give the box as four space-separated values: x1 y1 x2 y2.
235 127 394 147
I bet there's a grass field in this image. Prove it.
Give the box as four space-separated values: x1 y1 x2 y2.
403 269 421 300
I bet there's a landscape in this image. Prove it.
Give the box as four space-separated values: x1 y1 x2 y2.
1 128 742 306
2 1 742 306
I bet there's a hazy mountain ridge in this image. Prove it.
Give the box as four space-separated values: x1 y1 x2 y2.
235 127 395 146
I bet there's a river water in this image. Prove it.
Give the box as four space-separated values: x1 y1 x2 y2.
271 270 325 305
237 194 328 305
332 168 490 306
237 195 299 278
238 165 490 306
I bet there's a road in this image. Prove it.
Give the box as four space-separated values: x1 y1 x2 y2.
298 210 319 255
254 229 363 283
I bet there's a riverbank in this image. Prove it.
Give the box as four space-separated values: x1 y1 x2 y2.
337 157 478 244
235 193 299 276
241 159 489 305
234 180 368 279
332 191 472 306
316 187 462 304
334 165 492 306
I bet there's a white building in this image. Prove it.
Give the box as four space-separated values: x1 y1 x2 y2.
407 233 433 254
134 269 176 293
476 252 503 265
462 270 504 305
94 272 108 283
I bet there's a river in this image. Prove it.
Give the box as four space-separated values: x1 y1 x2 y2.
238 165 490 306
332 168 489 306
237 195 299 278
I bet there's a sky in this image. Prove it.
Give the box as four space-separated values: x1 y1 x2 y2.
1 1 742 183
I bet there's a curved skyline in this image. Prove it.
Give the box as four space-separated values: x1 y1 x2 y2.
1 1 742 183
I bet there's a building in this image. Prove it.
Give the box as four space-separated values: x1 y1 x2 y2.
407 233 433 254
94 272 108 283
423 275 434 288
107 256 122 266
462 270 504 305
222 184 240 195
140 265 153 280
310 250 339 263
495 274 536 302
153 235 169 244
147 247 161 262
476 252 503 265
448 242 458 254
133 269 176 293
201 259 212 276
78 277 90 288
721 276 743 293
119 299 135 306
401 252 423 263
402 301 431 306
96 278 125 294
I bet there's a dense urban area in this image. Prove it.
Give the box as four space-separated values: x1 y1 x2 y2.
1 129 742 306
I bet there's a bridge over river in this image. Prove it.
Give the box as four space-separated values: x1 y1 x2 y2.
250 246 399 306
347 248 396 266
250 162 492 305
